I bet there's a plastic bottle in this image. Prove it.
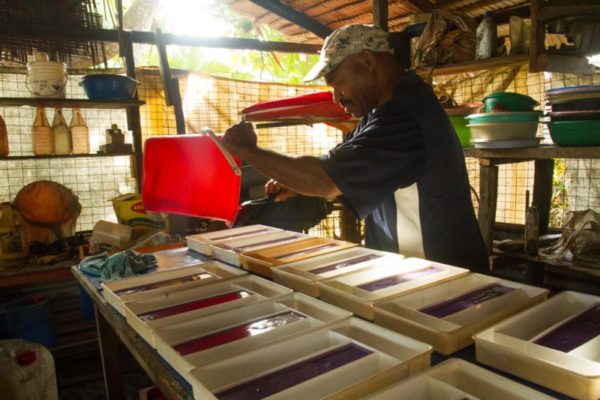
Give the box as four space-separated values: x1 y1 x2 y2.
0 113 8 156
69 107 90 154
32 106 54 155
476 11 497 60
52 107 71 155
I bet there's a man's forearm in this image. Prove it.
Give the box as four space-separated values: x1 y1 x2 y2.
237 147 341 199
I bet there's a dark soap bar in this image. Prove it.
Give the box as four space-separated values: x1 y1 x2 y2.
420 284 515 318
357 267 440 292
274 243 339 260
174 310 305 356
308 253 382 275
139 290 252 321
115 272 214 296
534 304 600 352
210 228 271 241
217 343 372 400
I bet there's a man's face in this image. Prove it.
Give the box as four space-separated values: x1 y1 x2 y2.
325 51 378 118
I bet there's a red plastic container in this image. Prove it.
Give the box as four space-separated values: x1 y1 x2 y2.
142 135 241 225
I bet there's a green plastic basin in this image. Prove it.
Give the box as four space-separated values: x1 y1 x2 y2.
483 92 539 112
548 120 600 146
466 111 542 124
449 115 472 147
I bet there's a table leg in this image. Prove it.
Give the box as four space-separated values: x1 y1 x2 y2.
533 159 554 235
96 306 126 400
478 162 499 253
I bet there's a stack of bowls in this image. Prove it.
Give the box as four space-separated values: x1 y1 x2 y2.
545 86 600 146
466 92 541 149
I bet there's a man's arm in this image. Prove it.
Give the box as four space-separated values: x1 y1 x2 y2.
222 121 341 199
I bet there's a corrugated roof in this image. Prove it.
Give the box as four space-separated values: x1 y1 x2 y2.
225 0 530 44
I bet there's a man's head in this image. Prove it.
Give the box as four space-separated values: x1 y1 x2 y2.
303 24 395 118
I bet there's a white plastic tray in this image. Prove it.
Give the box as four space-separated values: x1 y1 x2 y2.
318 258 469 320
373 274 548 354
190 317 432 400
124 275 292 347
101 261 246 315
273 247 404 297
154 292 352 380
211 230 309 266
474 290 600 400
241 237 358 278
363 358 556 399
186 225 281 256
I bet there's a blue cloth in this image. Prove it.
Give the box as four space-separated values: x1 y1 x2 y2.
79 250 157 281
319 71 488 272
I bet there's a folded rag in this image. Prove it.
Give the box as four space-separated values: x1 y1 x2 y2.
79 250 157 281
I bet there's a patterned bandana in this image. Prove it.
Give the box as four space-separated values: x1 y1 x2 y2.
303 24 393 82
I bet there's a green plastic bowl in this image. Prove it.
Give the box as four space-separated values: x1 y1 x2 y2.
483 92 539 112
466 111 542 124
449 115 472 147
547 120 600 146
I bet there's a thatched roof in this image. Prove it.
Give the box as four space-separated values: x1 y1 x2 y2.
225 0 530 43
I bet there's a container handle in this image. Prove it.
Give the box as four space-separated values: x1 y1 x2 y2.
199 128 241 176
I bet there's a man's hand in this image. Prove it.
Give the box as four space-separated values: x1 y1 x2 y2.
222 121 257 157
265 179 297 202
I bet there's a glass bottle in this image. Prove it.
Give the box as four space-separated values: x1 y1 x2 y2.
0 113 8 156
52 107 71 155
69 107 90 154
32 106 54 155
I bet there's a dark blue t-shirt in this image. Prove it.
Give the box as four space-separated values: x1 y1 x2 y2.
319 71 489 272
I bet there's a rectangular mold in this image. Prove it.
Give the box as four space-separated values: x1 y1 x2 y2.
186 225 281 256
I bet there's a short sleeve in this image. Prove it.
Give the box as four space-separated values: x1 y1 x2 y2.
319 105 426 219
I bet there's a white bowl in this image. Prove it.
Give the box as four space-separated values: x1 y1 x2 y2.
467 120 539 141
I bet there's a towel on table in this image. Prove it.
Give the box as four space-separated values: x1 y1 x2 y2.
79 250 157 281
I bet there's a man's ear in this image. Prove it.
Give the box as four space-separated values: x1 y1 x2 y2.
359 49 377 72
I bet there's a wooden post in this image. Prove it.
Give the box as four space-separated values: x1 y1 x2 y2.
96 307 126 400
478 161 499 254
529 0 545 72
532 159 554 235
373 0 389 32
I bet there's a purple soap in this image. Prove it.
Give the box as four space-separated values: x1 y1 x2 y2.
216 343 372 400
357 267 440 292
230 235 301 252
115 272 215 296
534 304 600 352
308 253 382 275
420 284 515 318
210 228 272 241
274 243 340 260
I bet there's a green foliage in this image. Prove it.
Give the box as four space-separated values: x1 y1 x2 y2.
550 158 569 229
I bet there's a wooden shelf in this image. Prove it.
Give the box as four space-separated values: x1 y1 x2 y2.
1 153 133 160
415 55 529 77
464 145 600 160
0 98 144 109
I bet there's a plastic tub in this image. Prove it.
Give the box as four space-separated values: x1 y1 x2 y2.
154 292 352 379
474 291 600 400
189 317 431 400
210 230 309 266
547 120 600 146
363 358 555 399
101 261 246 315
273 248 404 298
240 237 357 278
373 274 548 354
466 111 542 124
482 92 539 112
448 115 472 147
80 74 138 100
124 275 292 347
468 120 539 141
318 258 469 320
0 296 55 347
186 225 281 256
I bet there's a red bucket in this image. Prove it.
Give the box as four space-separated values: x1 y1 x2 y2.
142 134 241 225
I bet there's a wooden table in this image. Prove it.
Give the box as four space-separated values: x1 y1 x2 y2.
0 259 75 288
464 145 600 253
72 266 193 400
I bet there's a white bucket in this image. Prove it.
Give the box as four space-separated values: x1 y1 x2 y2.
26 60 68 98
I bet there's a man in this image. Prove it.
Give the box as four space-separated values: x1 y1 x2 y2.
222 24 489 272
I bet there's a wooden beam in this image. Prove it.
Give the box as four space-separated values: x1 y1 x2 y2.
530 0 545 72
402 0 434 13
373 0 389 31
249 0 332 38
0 26 322 54
532 159 554 235
540 5 600 22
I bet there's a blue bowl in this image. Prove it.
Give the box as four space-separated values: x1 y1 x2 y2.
80 74 138 100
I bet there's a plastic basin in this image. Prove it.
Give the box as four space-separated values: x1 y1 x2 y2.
547 120 600 146
449 115 472 147
80 74 138 100
467 120 539 141
466 111 541 124
483 92 539 112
